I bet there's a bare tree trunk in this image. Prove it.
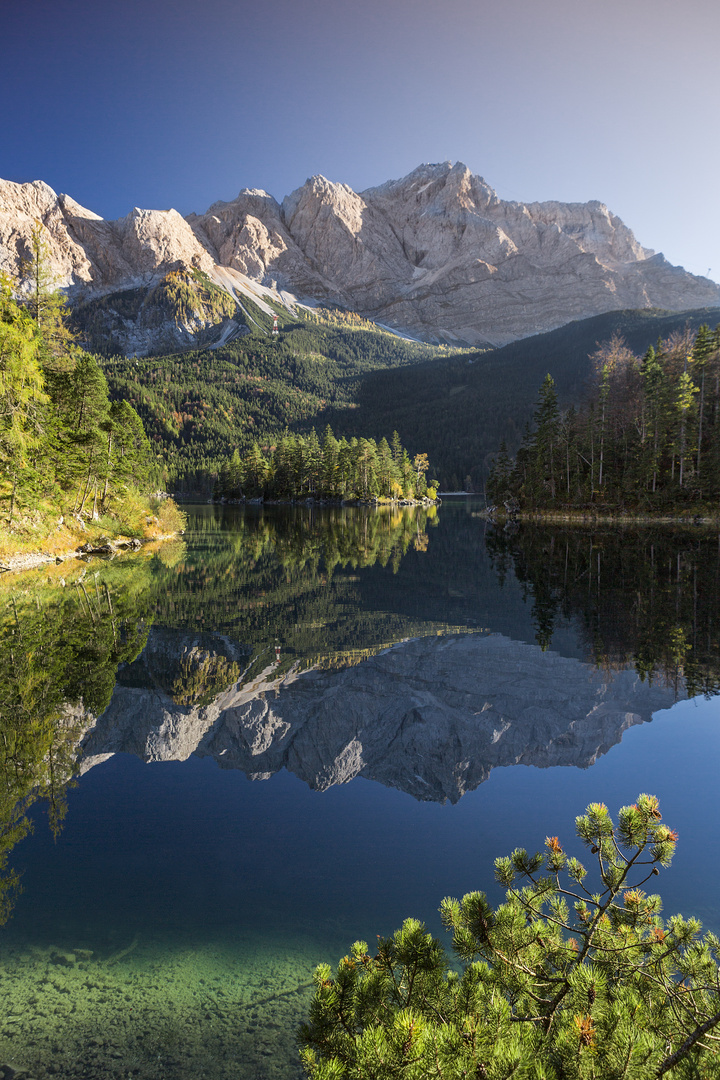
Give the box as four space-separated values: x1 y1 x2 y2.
697 370 705 478
8 473 17 527
102 431 113 507
589 430 595 500
652 421 658 493
77 467 93 515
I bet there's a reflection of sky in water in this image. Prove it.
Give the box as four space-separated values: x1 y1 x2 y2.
2 503 720 1079
14 696 720 949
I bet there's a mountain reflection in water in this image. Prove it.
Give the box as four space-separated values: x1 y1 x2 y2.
82 627 684 802
76 509 720 802
2 508 718 845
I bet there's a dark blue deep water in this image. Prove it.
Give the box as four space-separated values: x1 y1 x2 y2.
1 501 719 1079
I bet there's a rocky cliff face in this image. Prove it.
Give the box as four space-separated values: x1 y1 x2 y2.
81 630 684 802
0 178 285 354
2 163 718 350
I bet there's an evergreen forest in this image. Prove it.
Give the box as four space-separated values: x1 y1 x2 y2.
0 244 175 556
213 427 434 501
100 304 441 495
488 324 720 511
97 304 719 496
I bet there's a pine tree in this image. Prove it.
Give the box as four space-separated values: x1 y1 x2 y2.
641 345 667 496
391 430 403 468
691 325 713 483
22 222 74 364
528 374 561 504
241 442 268 497
675 369 698 489
321 427 339 497
300 796 720 1080
376 437 395 497
486 439 514 504
102 400 154 502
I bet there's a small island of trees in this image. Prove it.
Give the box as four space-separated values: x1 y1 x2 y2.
214 427 436 502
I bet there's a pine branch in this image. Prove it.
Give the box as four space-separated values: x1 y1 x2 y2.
656 1007 720 1077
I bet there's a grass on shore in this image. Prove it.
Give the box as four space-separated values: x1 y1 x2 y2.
0 491 186 564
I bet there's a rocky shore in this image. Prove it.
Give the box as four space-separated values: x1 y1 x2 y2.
0 535 178 576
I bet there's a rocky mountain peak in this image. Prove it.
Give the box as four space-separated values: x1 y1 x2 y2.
282 174 366 232
364 161 498 216
0 177 59 218
0 165 717 352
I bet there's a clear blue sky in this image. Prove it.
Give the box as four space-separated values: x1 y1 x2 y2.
2 0 717 280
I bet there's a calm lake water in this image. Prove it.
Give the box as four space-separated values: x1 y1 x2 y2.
1 499 719 1080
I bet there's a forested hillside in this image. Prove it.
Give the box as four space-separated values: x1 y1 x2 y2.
347 306 720 490
101 304 720 495
0 250 181 557
101 306 441 493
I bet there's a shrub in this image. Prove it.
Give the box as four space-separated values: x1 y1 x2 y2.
152 497 186 536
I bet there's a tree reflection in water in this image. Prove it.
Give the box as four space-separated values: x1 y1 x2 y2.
0 556 160 923
486 524 720 697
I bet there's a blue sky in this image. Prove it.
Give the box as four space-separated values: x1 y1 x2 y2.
2 0 717 279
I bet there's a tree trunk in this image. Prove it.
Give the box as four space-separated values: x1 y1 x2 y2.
77 466 93 515
8 473 17 527
102 430 113 507
697 369 705 478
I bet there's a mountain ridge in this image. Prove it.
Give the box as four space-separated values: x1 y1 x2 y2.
1 162 717 354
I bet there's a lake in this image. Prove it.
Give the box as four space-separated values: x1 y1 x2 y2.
1 499 719 1080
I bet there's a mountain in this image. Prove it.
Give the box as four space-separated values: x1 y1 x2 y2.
1 163 717 353
0 176 285 356
80 629 684 803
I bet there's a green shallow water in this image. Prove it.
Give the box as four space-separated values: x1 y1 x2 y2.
0 928 347 1080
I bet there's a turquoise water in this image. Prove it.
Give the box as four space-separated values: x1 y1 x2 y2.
1 502 719 1079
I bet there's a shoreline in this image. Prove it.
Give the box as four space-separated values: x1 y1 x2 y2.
481 508 720 528
0 533 180 576
214 495 441 508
